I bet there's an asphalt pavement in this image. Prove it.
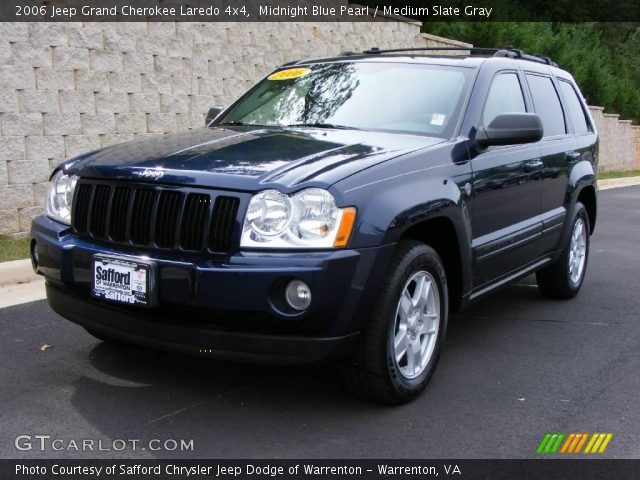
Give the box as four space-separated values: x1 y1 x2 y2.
1 186 638 459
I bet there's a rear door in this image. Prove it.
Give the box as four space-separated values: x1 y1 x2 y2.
524 73 575 252
555 78 598 228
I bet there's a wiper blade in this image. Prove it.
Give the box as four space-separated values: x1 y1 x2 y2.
217 121 250 126
287 122 356 130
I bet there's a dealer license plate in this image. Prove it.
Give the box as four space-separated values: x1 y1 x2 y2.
92 255 151 306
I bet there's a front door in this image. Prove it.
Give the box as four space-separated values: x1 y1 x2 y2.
470 71 544 288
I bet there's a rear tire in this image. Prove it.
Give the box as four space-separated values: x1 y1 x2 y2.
536 202 590 299
343 240 448 404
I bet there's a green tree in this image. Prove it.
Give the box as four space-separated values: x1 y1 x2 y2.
426 22 640 122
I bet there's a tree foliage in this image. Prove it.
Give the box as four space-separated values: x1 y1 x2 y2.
427 23 640 122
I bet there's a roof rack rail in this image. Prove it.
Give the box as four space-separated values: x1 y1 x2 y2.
533 54 556 66
360 47 497 55
492 47 558 67
355 46 558 67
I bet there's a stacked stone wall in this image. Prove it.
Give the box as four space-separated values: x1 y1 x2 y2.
588 106 639 172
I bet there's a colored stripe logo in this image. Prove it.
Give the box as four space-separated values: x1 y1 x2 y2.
537 433 613 454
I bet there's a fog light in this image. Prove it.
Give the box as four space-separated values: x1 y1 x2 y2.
285 280 312 311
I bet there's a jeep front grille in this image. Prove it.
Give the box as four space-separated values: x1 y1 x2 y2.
72 180 240 253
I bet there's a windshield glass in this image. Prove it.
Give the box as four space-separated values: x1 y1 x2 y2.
219 62 471 137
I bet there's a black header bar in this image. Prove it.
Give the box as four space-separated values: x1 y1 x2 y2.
2 459 640 480
1 0 640 22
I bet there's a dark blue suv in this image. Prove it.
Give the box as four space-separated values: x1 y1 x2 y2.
31 48 598 403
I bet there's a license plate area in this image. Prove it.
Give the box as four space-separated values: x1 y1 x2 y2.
92 255 153 307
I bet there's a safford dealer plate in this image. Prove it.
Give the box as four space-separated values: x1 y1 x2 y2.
92 255 150 306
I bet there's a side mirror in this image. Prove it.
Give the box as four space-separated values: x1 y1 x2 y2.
475 113 543 147
205 106 224 126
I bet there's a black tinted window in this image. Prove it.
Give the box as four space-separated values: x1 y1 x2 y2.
559 81 591 134
526 75 566 137
482 73 526 126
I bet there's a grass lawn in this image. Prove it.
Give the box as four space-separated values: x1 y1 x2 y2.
599 170 640 180
0 236 30 263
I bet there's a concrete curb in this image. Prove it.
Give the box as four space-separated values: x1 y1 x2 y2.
0 278 46 309
0 177 639 290
0 258 38 287
598 176 640 190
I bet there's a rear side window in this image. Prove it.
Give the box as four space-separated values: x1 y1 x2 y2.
482 73 526 126
559 80 591 134
526 74 566 137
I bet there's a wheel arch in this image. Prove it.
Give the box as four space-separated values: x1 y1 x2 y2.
338 162 474 310
576 185 597 235
568 159 597 235
397 214 471 312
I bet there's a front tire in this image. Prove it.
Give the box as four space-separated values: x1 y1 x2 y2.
536 202 590 299
343 240 448 404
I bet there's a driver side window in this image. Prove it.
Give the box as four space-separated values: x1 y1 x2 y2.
482 73 526 126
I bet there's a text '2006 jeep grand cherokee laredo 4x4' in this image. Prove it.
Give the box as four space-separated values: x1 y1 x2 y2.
32 47 598 404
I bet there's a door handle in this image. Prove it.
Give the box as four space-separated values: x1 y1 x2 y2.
523 160 543 172
566 151 581 162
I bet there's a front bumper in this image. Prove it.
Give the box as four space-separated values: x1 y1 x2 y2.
32 215 394 364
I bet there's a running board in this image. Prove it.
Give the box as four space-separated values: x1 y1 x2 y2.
469 258 551 300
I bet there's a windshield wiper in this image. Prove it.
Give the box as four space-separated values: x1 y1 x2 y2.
217 121 250 126
286 122 356 130
219 121 356 130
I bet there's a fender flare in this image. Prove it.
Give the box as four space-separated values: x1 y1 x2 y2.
356 175 474 304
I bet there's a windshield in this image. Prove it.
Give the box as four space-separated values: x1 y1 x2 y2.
219 62 471 137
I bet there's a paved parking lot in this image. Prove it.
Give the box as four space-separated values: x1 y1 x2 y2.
1 186 639 459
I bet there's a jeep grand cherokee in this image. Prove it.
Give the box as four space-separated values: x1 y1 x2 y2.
31 47 598 404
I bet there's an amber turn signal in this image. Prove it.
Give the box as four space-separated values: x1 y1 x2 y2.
333 207 357 248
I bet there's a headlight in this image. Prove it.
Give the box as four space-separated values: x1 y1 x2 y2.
46 170 79 225
241 188 356 249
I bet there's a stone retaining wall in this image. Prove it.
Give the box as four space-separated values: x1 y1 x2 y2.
634 126 640 170
588 106 639 172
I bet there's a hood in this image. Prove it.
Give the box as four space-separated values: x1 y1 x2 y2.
64 126 444 192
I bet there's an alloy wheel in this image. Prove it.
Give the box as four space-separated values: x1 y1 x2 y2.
392 271 441 379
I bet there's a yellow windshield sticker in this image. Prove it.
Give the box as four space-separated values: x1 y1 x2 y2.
268 68 311 81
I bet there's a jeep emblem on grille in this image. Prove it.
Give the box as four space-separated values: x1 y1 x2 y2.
136 168 165 180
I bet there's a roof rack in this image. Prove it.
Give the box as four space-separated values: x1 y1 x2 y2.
493 47 558 67
352 46 558 67
359 47 498 55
